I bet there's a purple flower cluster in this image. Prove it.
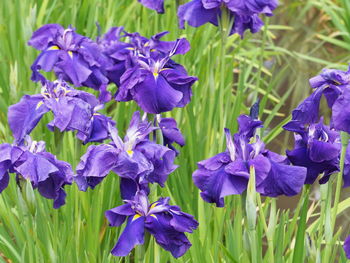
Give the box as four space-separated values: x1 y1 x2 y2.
138 0 279 37
286 66 350 187
0 23 198 258
193 113 307 207
28 24 197 108
285 66 350 258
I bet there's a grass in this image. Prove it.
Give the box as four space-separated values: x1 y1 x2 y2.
0 0 350 262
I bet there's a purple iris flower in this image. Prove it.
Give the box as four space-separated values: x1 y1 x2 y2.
344 235 350 259
75 111 177 199
193 114 306 207
158 116 185 155
100 29 193 89
116 39 197 114
0 137 73 208
29 24 110 97
138 0 165 13
284 119 340 185
292 65 350 133
105 191 198 258
8 79 113 144
178 0 278 37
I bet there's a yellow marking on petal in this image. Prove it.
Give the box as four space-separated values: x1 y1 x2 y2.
68 51 73 59
150 214 157 219
126 47 135 50
93 113 100 116
48 45 60 50
55 98 59 102
36 101 44 110
160 68 170 72
144 42 150 47
150 49 156 52
150 202 158 210
127 150 134 156
132 214 142 221
43 92 50 96
153 72 159 78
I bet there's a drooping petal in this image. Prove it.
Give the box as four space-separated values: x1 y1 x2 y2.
292 88 323 124
111 216 145 257
248 154 271 187
45 96 94 136
169 207 199 233
75 144 119 191
159 117 185 153
286 147 339 184
332 87 350 133
309 139 340 163
78 113 116 144
133 73 183 114
105 203 135 227
193 152 234 207
145 214 192 258
28 24 64 50
138 0 164 13
178 0 219 29
8 95 49 143
15 151 57 185
223 160 250 195
258 151 306 197
136 141 178 186
160 65 197 107
113 151 153 180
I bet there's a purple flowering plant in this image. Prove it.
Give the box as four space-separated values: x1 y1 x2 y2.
2 1 350 262
0 21 201 259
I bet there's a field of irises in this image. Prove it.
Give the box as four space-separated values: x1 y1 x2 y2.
2 0 350 262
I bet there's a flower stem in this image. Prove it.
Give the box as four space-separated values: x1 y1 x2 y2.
246 166 258 263
324 131 349 259
331 132 349 229
257 196 275 263
292 185 310 263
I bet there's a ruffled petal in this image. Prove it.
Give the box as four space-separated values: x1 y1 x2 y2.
75 144 119 191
